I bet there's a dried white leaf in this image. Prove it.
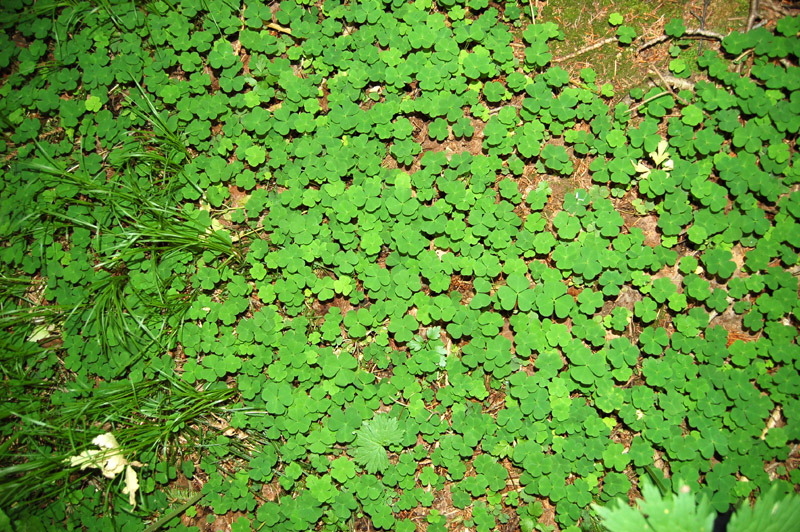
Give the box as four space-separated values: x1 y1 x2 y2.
650 139 670 166
122 465 139 509
92 432 120 450
100 450 128 478
66 433 141 507
27 325 52 343
69 449 103 469
66 432 131 484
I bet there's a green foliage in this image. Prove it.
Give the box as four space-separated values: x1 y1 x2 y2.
728 485 800 532
616 25 638 45
594 480 715 531
595 481 800 532
351 414 405 474
1 2 799 531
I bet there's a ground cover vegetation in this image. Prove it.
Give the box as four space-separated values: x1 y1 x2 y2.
0 0 799 530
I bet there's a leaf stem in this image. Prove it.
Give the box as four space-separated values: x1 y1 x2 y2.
142 491 205 532
643 464 669 495
622 90 670 115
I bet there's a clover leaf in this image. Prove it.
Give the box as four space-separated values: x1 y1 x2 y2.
245 145 266 167
616 25 637 45
495 272 531 311
483 81 507 103
5 4 800 530
428 118 449 141
552 211 581 240
540 143 572 174
701 248 736 279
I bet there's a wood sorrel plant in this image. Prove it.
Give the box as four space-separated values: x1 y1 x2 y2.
0 1 798 530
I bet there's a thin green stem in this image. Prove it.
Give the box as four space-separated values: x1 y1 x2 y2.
142 491 205 532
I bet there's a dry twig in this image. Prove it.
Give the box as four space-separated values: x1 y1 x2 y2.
267 22 292 35
637 28 726 54
553 37 617 62
746 0 760 33
760 406 782 440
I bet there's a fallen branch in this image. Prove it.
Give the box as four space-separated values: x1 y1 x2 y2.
690 0 711 54
555 26 728 63
736 0 761 74
746 0 760 33
621 68 704 117
637 28 726 54
656 74 696 92
553 36 617 63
